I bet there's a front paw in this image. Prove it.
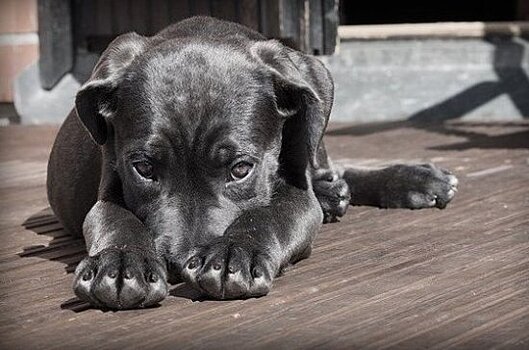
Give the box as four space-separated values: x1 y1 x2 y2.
181 238 277 300
73 247 168 309
382 163 459 209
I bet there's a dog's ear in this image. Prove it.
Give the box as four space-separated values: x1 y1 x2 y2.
75 32 149 145
250 40 332 169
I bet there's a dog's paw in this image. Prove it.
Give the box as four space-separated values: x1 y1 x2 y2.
181 238 277 300
313 172 351 223
381 163 458 209
73 247 168 310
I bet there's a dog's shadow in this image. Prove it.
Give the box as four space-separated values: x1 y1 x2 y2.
20 208 85 273
20 208 92 311
21 208 207 312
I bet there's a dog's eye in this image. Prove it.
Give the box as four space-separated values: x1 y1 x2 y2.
230 161 253 181
133 161 154 179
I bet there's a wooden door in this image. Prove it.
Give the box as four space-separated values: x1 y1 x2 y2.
37 0 340 89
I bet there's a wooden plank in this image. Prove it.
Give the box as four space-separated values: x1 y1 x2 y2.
238 0 260 31
93 0 113 36
309 0 324 55
113 0 131 34
129 0 150 35
37 0 73 89
322 0 338 54
259 0 280 38
190 0 211 16
149 0 170 31
259 0 330 53
279 0 301 49
211 0 237 21
167 0 191 25
299 0 310 53
0 121 528 348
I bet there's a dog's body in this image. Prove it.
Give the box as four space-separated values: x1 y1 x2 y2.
47 17 458 309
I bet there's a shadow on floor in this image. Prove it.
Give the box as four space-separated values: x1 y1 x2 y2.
428 127 529 150
170 283 208 301
327 121 529 150
20 207 93 311
20 207 205 312
20 207 86 274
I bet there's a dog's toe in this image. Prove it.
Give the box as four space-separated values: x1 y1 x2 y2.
183 240 274 299
383 164 458 209
447 174 459 187
73 248 168 310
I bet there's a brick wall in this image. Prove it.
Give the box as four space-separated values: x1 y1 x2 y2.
0 0 39 102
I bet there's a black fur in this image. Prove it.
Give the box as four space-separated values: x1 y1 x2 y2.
47 17 458 309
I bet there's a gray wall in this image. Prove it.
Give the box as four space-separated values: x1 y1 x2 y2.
322 37 529 123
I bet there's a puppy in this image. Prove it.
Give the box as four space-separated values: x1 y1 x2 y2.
47 16 458 309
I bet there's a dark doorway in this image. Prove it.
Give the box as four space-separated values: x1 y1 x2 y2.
340 0 521 25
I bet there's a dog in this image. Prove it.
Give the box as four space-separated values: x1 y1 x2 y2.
47 16 458 309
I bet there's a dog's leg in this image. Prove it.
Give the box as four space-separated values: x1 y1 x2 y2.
73 201 168 309
342 163 459 209
311 142 351 223
181 182 322 300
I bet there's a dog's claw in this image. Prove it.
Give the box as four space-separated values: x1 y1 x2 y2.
313 173 351 224
147 272 158 283
182 238 275 300
73 248 168 310
82 270 92 281
378 164 458 209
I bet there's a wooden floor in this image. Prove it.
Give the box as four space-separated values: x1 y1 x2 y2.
1 121 528 349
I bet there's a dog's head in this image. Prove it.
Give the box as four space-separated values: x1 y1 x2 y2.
75 31 331 265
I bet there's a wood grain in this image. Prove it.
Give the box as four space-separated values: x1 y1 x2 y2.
0 121 528 349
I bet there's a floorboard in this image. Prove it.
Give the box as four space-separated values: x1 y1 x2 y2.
0 121 528 349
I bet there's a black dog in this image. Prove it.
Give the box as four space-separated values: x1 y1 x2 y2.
47 16 458 309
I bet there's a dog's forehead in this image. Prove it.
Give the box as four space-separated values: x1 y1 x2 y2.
117 42 280 157
122 42 269 124
143 41 263 106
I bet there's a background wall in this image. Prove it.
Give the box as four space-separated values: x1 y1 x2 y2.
0 0 39 102
323 35 529 123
